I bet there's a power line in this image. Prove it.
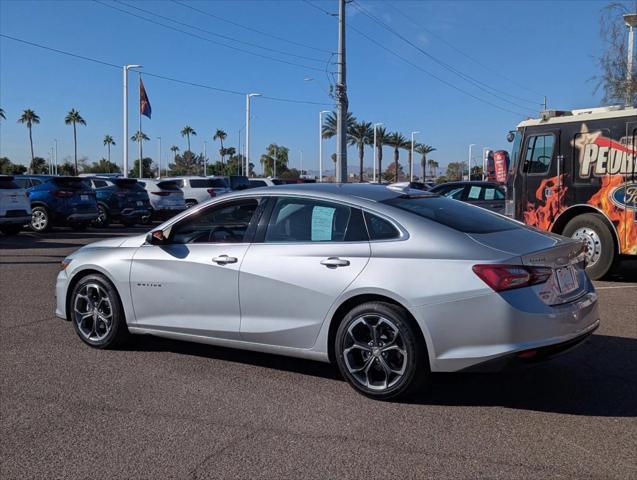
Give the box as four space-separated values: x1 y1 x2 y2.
115 0 326 64
350 0 537 114
0 33 333 106
347 25 530 117
171 0 332 54
384 1 544 100
93 0 326 73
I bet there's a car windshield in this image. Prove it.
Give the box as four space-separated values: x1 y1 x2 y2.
382 195 519 233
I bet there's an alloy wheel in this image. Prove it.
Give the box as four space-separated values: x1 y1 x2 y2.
342 315 407 391
73 283 113 342
31 209 48 231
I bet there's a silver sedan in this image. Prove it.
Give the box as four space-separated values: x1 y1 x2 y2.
55 184 599 400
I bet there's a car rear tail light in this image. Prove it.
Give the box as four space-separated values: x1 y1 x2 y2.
151 191 170 196
472 264 551 292
52 190 74 198
207 188 217 197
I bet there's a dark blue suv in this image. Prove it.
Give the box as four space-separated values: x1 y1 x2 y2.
84 176 151 227
13 175 98 232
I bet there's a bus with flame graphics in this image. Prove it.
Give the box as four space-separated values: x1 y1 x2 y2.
505 106 636 279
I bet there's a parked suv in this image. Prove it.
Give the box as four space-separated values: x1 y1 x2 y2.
13 175 98 232
0 175 32 235
85 176 151 227
139 179 186 220
161 176 217 207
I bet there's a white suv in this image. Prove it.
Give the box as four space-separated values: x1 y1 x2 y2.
161 176 218 207
0 175 32 235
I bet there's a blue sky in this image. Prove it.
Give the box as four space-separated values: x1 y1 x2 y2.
0 0 631 175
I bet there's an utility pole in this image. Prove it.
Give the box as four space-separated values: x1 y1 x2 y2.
122 64 141 178
157 137 162 178
335 0 348 183
54 139 58 175
543 96 547 111
245 93 261 178
625 14 637 106
468 144 475 181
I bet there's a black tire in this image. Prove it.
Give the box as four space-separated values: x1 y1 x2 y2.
71 222 90 232
0 224 22 235
335 302 428 400
93 204 110 228
30 206 50 232
185 200 197 208
69 274 130 349
563 213 615 280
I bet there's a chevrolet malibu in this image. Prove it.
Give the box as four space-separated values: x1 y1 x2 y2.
56 184 599 400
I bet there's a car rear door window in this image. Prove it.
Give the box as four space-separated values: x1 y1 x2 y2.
467 186 482 200
264 197 367 243
12 178 30 188
92 180 109 188
364 212 400 240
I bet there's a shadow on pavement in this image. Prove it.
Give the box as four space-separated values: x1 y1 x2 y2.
124 333 636 417
606 257 637 282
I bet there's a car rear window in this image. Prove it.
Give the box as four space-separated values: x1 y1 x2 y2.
51 177 88 190
209 178 229 188
112 178 145 191
189 179 215 188
0 177 20 189
156 180 181 191
383 195 518 234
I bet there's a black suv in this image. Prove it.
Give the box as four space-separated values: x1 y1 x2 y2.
84 177 151 227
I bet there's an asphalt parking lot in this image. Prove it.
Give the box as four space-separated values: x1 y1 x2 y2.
1 227 636 479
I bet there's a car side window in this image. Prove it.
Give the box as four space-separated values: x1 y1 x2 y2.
466 186 482 200
264 197 367 243
93 180 108 188
444 187 465 200
170 199 259 244
13 178 29 188
524 134 555 174
364 212 400 240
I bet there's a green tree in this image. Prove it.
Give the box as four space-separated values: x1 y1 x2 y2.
58 161 76 176
103 135 116 163
321 111 357 139
129 157 154 178
446 162 463 181
385 132 407 182
372 126 390 183
0 157 27 175
168 151 203 176
595 4 637 105
427 158 439 178
131 131 150 175
382 162 405 182
348 121 372 182
17 109 40 171
170 145 180 162
260 143 289 177
181 125 196 152
213 129 227 164
31 157 48 174
85 158 121 174
470 165 484 180
64 108 86 176
415 144 436 179
280 168 301 179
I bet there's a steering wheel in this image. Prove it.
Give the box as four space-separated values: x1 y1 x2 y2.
209 226 240 243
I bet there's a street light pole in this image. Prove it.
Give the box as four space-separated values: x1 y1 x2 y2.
122 64 141 178
300 150 303 177
373 123 383 183
625 14 637 106
410 131 420 181
245 93 261 178
157 137 162 178
203 141 207 176
319 110 330 182
482 147 489 181
335 0 348 183
54 139 58 175
273 145 277 178
468 144 475 180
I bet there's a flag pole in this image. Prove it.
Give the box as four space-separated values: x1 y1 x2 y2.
138 73 143 180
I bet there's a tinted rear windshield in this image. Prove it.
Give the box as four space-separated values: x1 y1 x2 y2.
112 178 145 191
0 177 19 189
51 177 89 189
189 179 216 188
382 195 518 234
209 178 228 188
230 176 250 189
156 180 181 191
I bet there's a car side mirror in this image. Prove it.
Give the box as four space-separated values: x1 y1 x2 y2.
146 229 168 245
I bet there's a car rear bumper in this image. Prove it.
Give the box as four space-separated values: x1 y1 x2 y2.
0 215 31 225
414 288 600 372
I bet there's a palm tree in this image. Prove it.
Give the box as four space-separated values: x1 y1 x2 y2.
0 108 5 120
170 145 180 159
131 131 150 178
402 140 415 181
372 126 390 183
64 109 86 175
181 126 196 152
18 109 40 171
385 132 407 182
415 144 436 179
103 135 116 163
213 129 227 164
347 121 372 182
321 111 356 139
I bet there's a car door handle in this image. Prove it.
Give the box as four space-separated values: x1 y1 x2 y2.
320 257 350 268
212 255 238 265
